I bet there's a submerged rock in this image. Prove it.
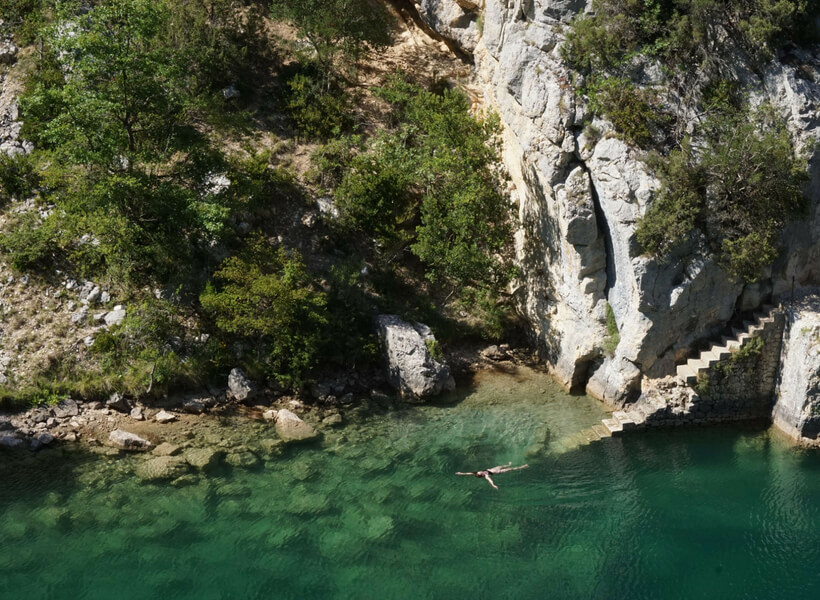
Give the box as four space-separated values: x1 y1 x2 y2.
0 433 24 449
184 447 223 470
136 456 189 482
376 315 455 399
108 429 152 451
274 409 319 443
152 442 181 457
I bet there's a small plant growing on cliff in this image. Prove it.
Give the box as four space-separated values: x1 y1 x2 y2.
694 372 711 396
731 336 764 363
425 338 443 361
602 302 620 356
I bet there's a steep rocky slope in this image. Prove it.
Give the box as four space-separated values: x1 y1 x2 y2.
417 0 820 405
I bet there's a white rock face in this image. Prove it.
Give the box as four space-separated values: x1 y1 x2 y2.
422 0 820 404
773 293 820 441
418 0 481 53
376 315 456 398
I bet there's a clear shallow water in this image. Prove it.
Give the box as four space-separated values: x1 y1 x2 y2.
2 367 820 599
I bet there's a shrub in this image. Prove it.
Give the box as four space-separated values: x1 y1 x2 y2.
586 77 664 148
199 236 328 388
286 71 353 140
602 302 620 356
637 104 808 281
0 153 40 203
336 77 513 293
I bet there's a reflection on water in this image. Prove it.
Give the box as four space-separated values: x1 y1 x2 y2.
1 367 820 599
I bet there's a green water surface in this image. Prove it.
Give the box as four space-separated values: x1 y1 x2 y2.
2 367 820 599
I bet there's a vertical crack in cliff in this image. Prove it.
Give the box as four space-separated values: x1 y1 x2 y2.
581 163 617 297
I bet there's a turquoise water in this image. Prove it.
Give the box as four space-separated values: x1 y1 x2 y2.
2 367 820 599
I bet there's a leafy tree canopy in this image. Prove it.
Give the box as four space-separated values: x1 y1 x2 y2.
636 104 808 282
334 77 513 292
200 235 328 388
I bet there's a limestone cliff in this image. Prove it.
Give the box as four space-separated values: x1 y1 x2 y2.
416 0 820 406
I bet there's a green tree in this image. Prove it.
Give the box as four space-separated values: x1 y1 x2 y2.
13 0 264 283
200 236 328 388
334 78 513 292
270 0 392 81
637 104 808 281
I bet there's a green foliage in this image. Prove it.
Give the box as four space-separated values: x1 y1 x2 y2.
323 261 379 368
13 0 270 285
0 0 48 43
286 70 353 140
270 0 392 80
0 211 60 273
200 236 328 388
730 335 764 363
637 103 808 282
425 338 442 360
586 77 665 148
308 135 362 191
335 77 513 292
564 0 819 77
694 371 710 396
0 153 40 203
602 302 620 356
88 297 200 398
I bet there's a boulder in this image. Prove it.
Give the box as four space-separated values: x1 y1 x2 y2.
376 315 455 398
53 399 79 418
227 368 257 402
773 295 820 441
274 409 320 443
182 399 205 414
184 447 223 470
130 407 145 421
0 42 18 65
108 429 152 451
136 456 189 481
104 306 127 327
0 433 24 449
106 393 131 413
30 432 55 451
155 410 177 424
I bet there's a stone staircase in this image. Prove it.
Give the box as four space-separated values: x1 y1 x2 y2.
556 304 784 452
674 304 777 387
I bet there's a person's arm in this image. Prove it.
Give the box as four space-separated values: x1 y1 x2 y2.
483 473 498 489
455 472 475 476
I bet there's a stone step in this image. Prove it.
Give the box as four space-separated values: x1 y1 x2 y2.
583 428 601 443
626 410 646 425
592 424 611 439
721 335 742 350
612 411 636 431
677 364 699 384
699 350 721 365
707 345 732 361
687 357 712 371
602 418 623 436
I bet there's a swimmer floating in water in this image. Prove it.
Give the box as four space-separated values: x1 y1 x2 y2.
455 462 528 490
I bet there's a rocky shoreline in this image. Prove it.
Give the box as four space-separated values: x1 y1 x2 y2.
0 332 538 486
